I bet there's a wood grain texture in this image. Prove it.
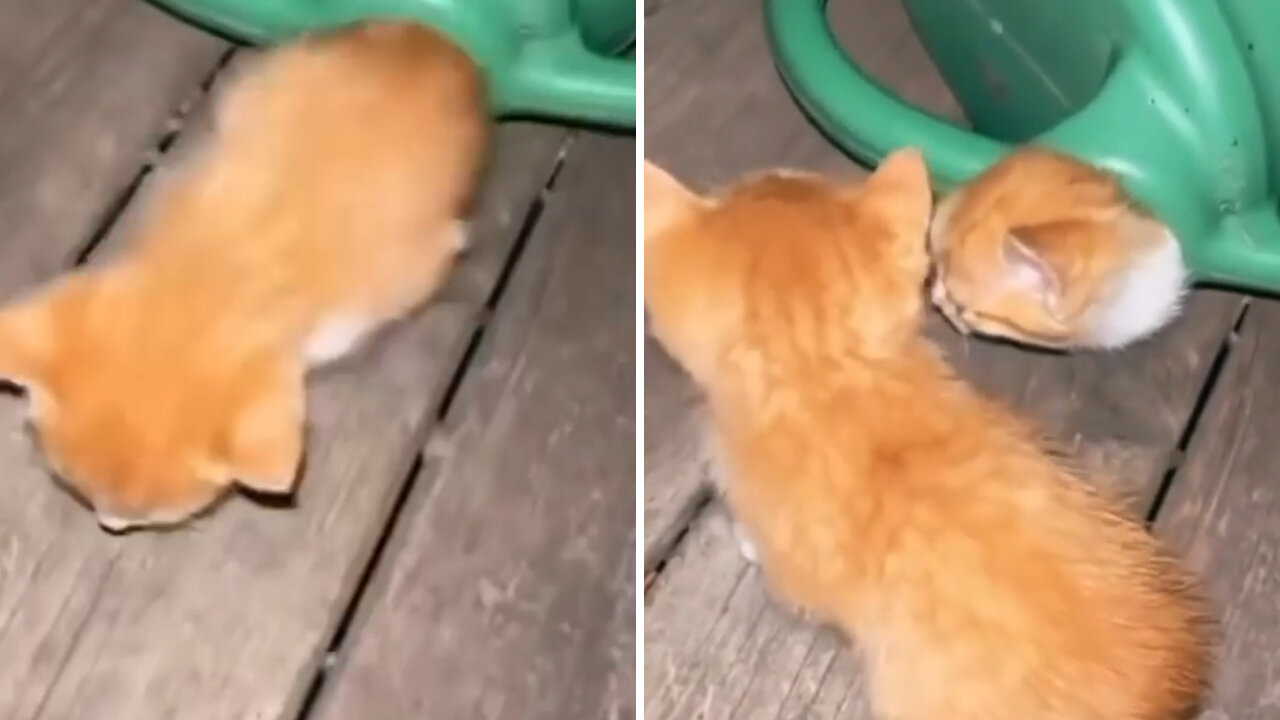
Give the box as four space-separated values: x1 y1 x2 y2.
643 0 1246 716
643 0 963 187
644 509 873 720
0 0 227 295
1155 299 1280 720
0 6 222 717
313 133 636 720
0 44 571 719
642 338 710 571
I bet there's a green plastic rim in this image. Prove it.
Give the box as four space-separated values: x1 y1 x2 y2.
764 0 1280 293
148 0 636 128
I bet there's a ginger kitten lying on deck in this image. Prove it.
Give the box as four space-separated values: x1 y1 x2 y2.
929 146 1187 350
644 150 1208 720
0 21 487 532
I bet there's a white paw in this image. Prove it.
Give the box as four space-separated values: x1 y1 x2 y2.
450 219 472 254
930 280 970 334
734 523 759 564
303 314 373 366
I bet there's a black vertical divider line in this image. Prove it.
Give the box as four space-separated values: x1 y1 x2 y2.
643 486 715 597
1144 299 1251 525
72 46 238 266
291 138 574 720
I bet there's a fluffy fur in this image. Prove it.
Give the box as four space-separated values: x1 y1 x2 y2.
644 151 1209 720
929 146 1187 350
0 21 488 532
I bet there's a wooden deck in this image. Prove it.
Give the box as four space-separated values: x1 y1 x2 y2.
0 3 635 719
644 1 1275 718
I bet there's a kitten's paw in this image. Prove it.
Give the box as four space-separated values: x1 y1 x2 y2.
931 281 971 335
930 278 949 308
450 219 472 255
304 314 373 366
734 523 759 564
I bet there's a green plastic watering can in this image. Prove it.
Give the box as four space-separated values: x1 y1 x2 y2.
148 0 636 128
766 0 1280 293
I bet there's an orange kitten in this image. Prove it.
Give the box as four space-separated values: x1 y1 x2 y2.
929 146 1186 349
644 151 1208 720
0 21 488 532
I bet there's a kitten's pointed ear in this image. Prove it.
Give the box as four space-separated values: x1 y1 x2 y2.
645 160 705 242
0 295 54 390
216 358 306 495
1003 234 1064 312
860 147 933 238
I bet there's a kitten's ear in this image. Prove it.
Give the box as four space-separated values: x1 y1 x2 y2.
859 148 933 239
1002 234 1064 311
0 295 54 391
645 160 705 242
215 358 306 495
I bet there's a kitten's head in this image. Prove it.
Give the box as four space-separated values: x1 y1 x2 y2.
644 149 934 384
929 206 1084 348
0 274 304 532
928 149 1185 350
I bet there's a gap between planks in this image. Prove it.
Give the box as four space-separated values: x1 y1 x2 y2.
70 46 238 266
306 132 636 720
1144 299 1251 524
290 136 575 720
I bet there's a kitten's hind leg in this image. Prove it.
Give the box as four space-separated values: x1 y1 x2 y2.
303 314 375 366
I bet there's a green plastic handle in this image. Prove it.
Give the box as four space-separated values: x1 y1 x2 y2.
765 0 1280 291
764 0 1003 184
149 0 636 127
503 33 636 127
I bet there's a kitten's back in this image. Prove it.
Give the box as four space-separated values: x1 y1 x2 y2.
139 20 489 335
0 22 493 530
644 155 1209 720
207 19 485 228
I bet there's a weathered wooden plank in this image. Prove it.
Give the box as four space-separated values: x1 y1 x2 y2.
312 133 635 720
644 510 873 720
642 0 1245 717
643 338 710 571
0 6 225 717
1154 299 1280 720
0 47 571 718
0 0 227 294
